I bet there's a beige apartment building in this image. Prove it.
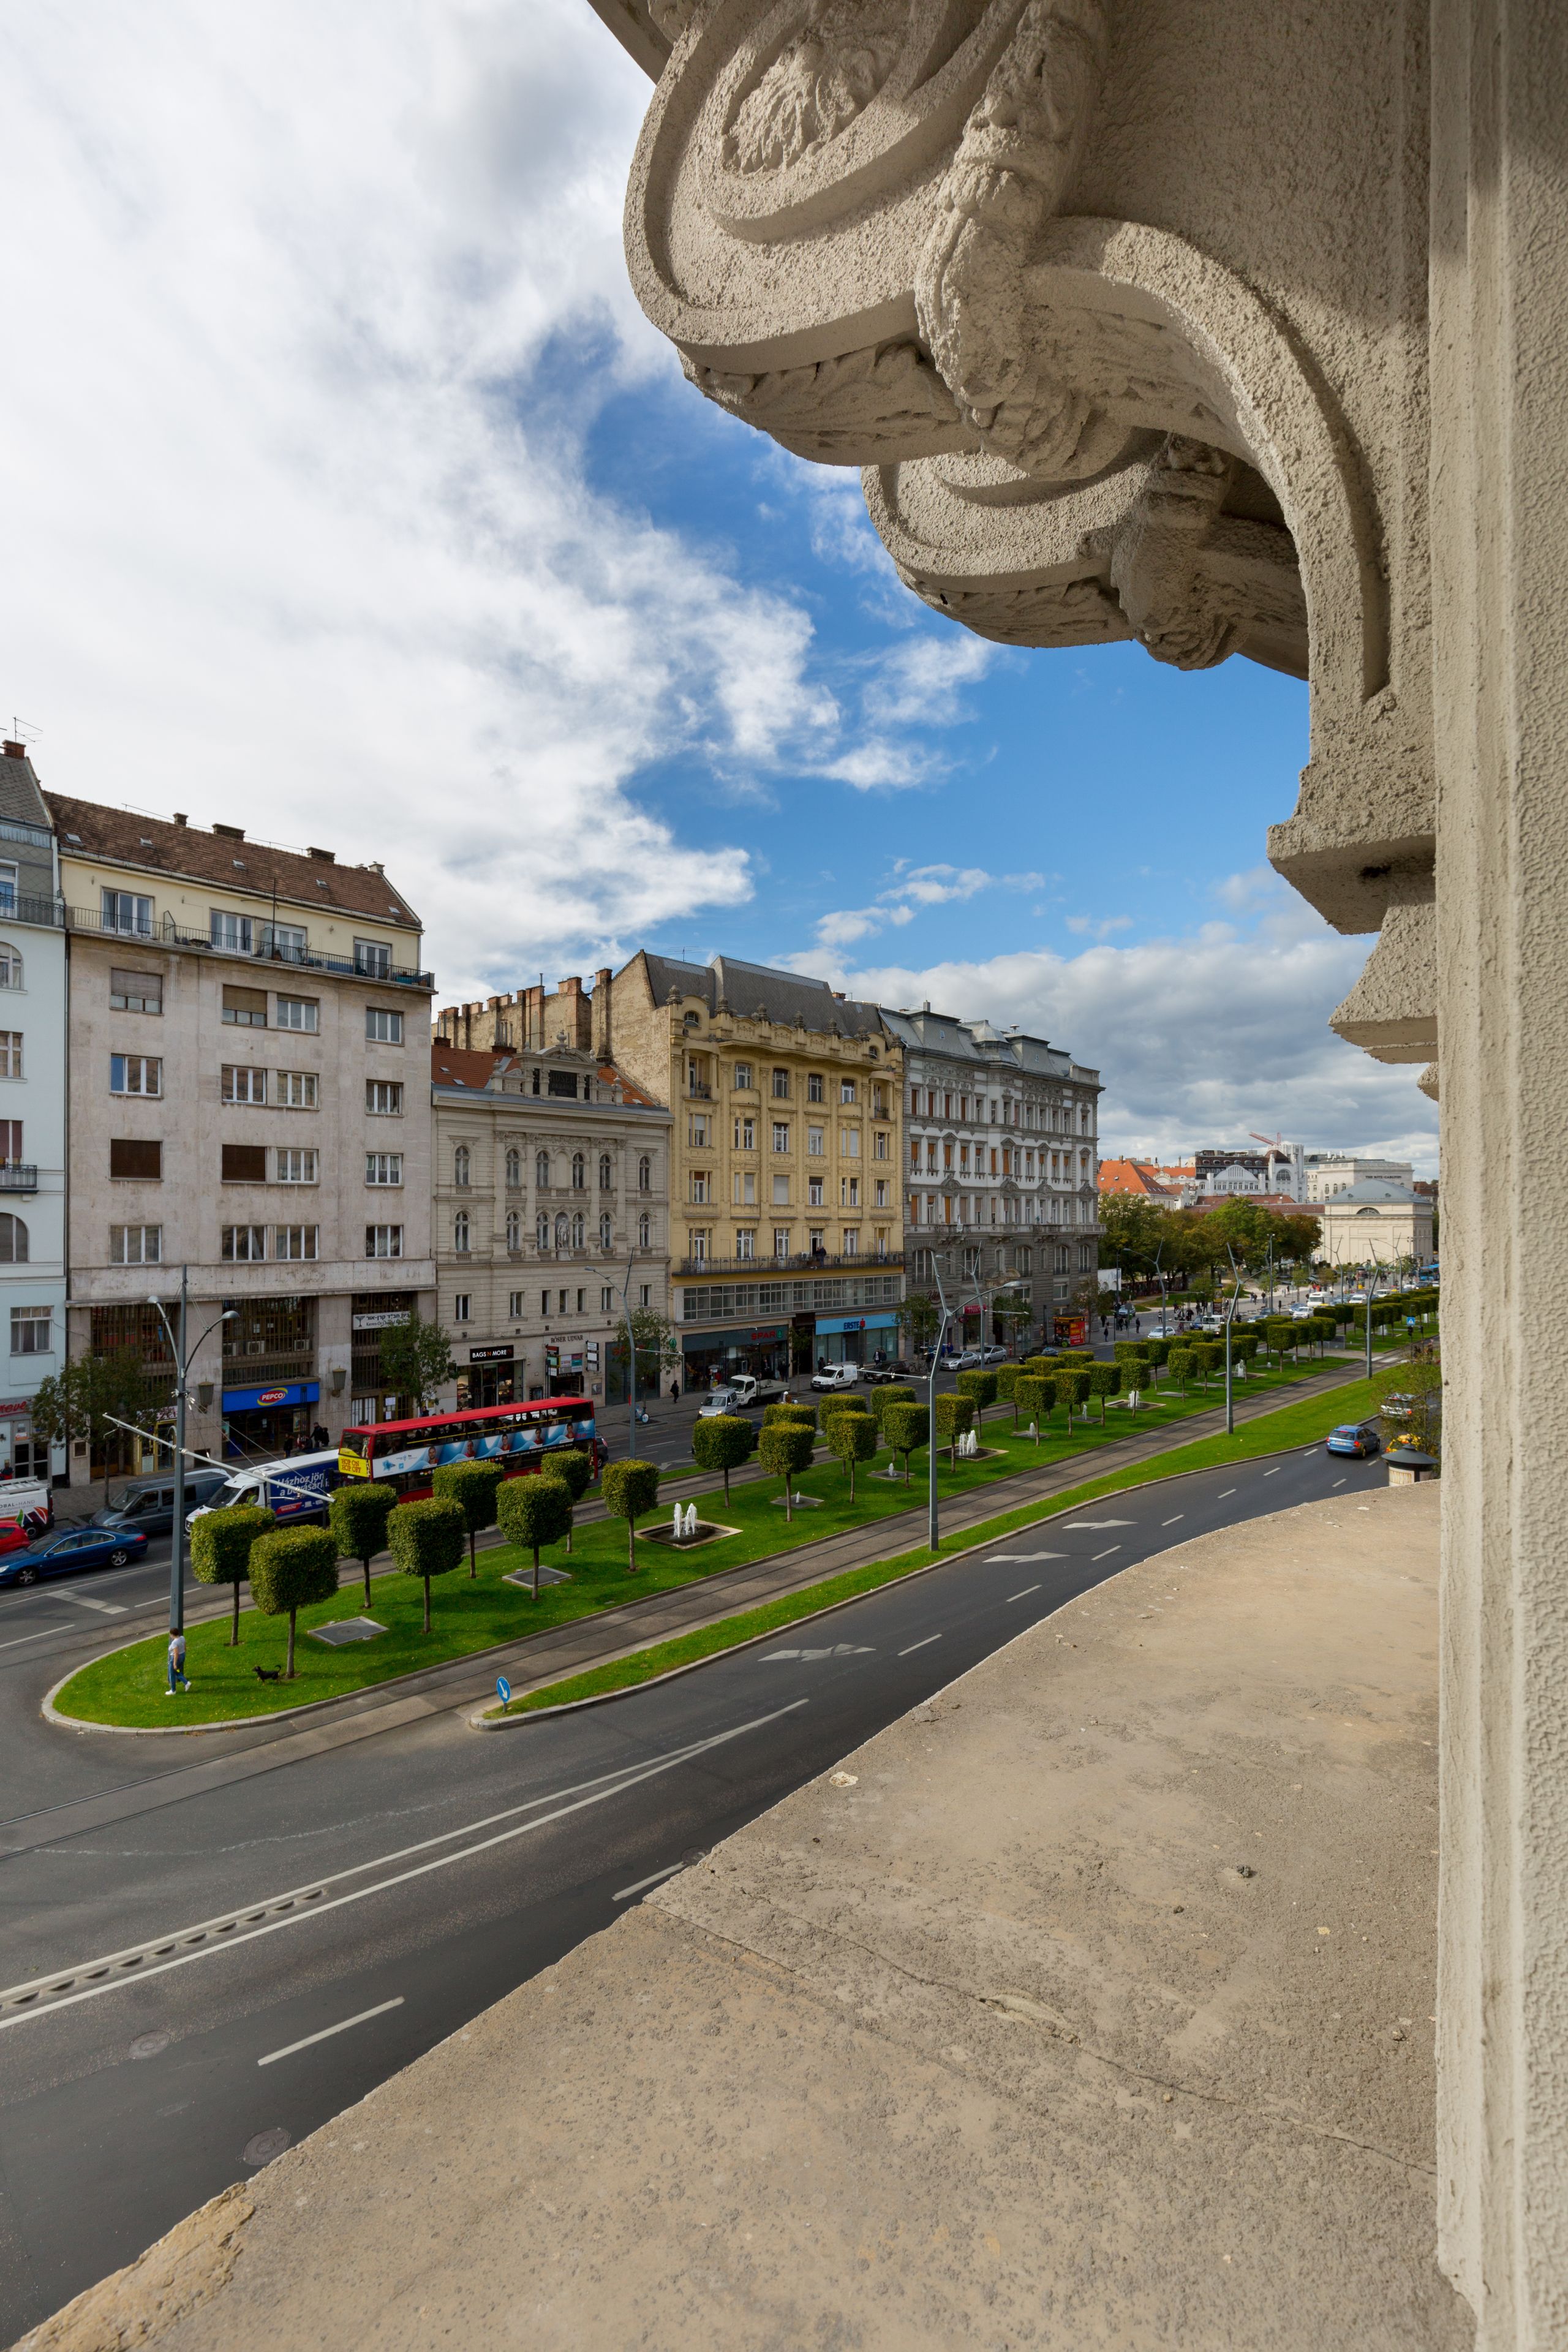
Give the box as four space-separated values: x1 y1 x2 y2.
594 954 903 1381
429 978 671 1409
51 796 435 1483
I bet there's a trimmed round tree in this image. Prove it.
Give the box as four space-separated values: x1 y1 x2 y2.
538 1446 595 1549
1011 1373 1050 1441
690 1413 755 1502
1190 1341 1224 1386
601 1458 660 1575
758 1420 815 1521
818 1392 869 1427
1087 1360 1122 1424
248 1526 340 1678
933 1392 974 1465
1166 1345 1194 1392
954 1369 998 1428
190 1504 275 1646
870 1384 916 1428
497 1474 573 1599
826 1407 878 1502
881 1400 929 1484
330 1480 396 1610
1142 1336 1171 1373
993 1363 1022 1425
432 1459 505 1578
387 1496 466 1633
1053 1368 1093 1424
764 1401 817 1436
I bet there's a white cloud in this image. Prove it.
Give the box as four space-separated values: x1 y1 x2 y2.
862 634 995 728
808 918 1440 1175
809 862 1043 953
1065 913 1135 939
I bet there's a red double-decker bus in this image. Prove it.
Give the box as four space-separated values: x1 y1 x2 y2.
337 1396 598 1501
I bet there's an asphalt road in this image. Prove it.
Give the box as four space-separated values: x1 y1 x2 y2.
0 1436 1385 2336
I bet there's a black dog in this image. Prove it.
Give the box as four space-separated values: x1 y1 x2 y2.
253 1665 282 1683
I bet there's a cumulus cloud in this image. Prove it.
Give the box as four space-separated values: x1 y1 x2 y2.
1065 913 1134 939
810 863 1044 953
808 914 1440 1175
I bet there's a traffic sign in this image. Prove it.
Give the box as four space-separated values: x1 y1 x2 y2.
496 1676 511 1708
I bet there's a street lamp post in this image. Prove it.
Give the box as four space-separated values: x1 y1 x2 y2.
148 1269 236 1637
927 1257 952 1553
1222 1245 1243 1436
583 1259 643 1457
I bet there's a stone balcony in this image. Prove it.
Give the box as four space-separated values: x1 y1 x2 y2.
29 1486 1467 2351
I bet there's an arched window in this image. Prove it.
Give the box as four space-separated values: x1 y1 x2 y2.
571 1152 586 1191
598 1212 613 1249
599 1153 612 1191
570 1212 585 1250
505 1148 521 1189
638 1155 652 1193
506 1210 521 1251
537 1212 550 1251
0 1214 28 1264
638 1212 651 1250
535 1150 550 1191
454 1145 470 1189
0 944 22 990
453 1210 470 1253
554 1212 569 1250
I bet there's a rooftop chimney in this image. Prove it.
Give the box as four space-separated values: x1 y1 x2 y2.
213 823 245 842
307 845 335 863
2 742 25 761
172 812 188 827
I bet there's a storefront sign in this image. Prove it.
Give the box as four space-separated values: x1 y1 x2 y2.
352 1310 412 1332
469 1345 514 1363
0 1398 33 1417
813 1312 897 1337
222 1379 320 1412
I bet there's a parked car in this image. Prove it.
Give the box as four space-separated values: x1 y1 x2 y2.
950 1348 987 1369
698 1387 743 1418
810 1363 861 1391
0 1518 35 1556
0 1524 152 1586
94 1468 231 1539
1326 1421 1382 1458
863 1366 900 1385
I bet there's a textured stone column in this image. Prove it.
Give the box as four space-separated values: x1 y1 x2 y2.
1430 1 1568 2340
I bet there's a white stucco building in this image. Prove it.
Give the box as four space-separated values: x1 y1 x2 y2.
0 742 66 1484
1316 1178 1434 1270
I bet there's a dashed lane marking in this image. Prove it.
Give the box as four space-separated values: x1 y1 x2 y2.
1006 1586 1041 1603
258 1997 403 2067
613 1863 684 1902
1091 1546 1121 1562
899 1635 941 1657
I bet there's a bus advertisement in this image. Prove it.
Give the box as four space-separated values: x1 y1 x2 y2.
337 1397 599 1499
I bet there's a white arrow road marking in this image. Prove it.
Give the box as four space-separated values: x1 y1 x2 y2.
984 1551 1067 1563
1060 1520 1136 1530
760 1644 874 1661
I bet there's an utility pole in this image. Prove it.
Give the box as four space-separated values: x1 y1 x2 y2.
148 1271 236 1636
1223 1244 1243 1436
928 1257 952 1553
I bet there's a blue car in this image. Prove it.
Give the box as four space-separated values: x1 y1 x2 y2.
0 1524 151 1586
1326 1421 1381 1458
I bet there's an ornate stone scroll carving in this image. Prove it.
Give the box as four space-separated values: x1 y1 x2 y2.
722 0 908 174
682 336 969 461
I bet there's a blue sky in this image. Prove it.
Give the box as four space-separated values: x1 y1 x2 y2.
0 0 1436 1170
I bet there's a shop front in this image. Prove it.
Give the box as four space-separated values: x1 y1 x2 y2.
0 1395 51 1483
679 1321 791 1390
221 1379 322 1459
457 1344 516 1410
812 1311 898 1370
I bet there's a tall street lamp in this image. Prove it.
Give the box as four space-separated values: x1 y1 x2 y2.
148 1270 236 1638
927 1255 953 1554
582 1256 644 1458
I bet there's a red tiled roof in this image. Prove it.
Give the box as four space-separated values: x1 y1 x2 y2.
1098 1158 1182 1198
429 1044 663 1108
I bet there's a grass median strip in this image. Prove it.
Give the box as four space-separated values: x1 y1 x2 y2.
47 1355 1361 1732
482 1374 1389 1718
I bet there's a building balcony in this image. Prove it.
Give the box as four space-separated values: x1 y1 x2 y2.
676 1249 903 1278
0 1164 38 1193
0 892 65 932
685 1082 713 1099
65 907 435 989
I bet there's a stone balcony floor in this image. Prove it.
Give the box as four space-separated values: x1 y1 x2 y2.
23 1482 1472 2351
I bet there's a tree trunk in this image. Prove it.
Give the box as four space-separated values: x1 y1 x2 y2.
532 1545 540 1600
423 1575 431 1634
363 1555 373 1608
285 1608 297 1679
723 1466 730 1501
628 1526 636 1575
783 1480 792 1521
230 1578 241 1646
469 1529 477 1578
848 1460 856 1504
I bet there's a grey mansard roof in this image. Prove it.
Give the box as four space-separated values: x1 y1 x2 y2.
635 952 884 1038
879 1005 1099 1087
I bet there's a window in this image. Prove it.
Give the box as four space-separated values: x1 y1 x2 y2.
733 1062 753 1090
808 1175 824 1207
276 995 319 1033
576 1288 586 1314
599 1212 613 1248
690 1171 710 1204
10 1305 49 1355
275 1148 318 1184
0 946 22 992
0 1033 20 1079
963 1246 981 1277
454 1145 471 1188
733 1170 756 1204
210 910 254 953
366 1007 404 1044
600 1285 614 1312
221 986 267 1028
571 1152 586 1190
505 1148 521 1188
368 1080 404 1117
840 1175 859 1207
639 1284 651 1308
110 1053 161 1096
771 1068 790 1099
0 865 15 918
453 1212 470 1253
874 1130 888 1159
807 1125 824 1156
222 1065 266 1104
219 1142 265 1183
774 1227 791 1258
733 1117 755 1151
275 1225 319 1259
0 1213 26 1263
366 1152 403 1186
690 1231 708 1264
536 1213 549 1250
453 1293 470 1322
570 1212 585 1249
772 1121 790 1154
842 1229 859 1256
874 1179 888 1207
735 1228 755 1261
688 1115 709 1147
638 1154 652 1191
547 1069 578 1099
840 1079 856 1104
111 1138 163 1180
102 889 153 937
535 1150 551 1190
277 1071 317 1109
599 1153 612 1191
772 1174 790 1205
540 1290 551 1316
355 940 391 979
807 1072 824 1102
261 922 307 962
840 1127 859 1157
638 1212 651 1248
110 1224 160 1265
510 1291 525 1317
808 1227 825 1254
1018 1246 1033 1273
366 1224 403 1258
506 1210 522 1250
110 967 160 1012
872 1084 888 1118
222 1225 266 1262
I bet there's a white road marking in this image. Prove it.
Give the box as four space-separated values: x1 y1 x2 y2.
0 1625 70 1653
0 1703 809 2032
1161 1515 1183 1526
1263 1468 1280 1477
53 1591 127 1616
1332 1478 1347 1488
1092 1546 1121 1562
1218 1488 1237 1498
760 1644 874 1661
1006 1586 1041 1603
899 1635 941 1657
1061 1520 1136 1529
613 1863 683 1902
258 1997 403 2067
984 1551 1066 1564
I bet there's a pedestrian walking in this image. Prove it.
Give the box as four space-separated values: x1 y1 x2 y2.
669 1376 680 1404
166 1630 190 1695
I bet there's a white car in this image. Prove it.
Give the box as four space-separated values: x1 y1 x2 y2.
698 1387 742 1417
810 1363 861 1391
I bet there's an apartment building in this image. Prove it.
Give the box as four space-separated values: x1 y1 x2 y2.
879 1006 1101 1343
583 955 903 1381
1304 1151 1416 1202
49 794 435 1483
428 1008 671 1409
0 744 66 1482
